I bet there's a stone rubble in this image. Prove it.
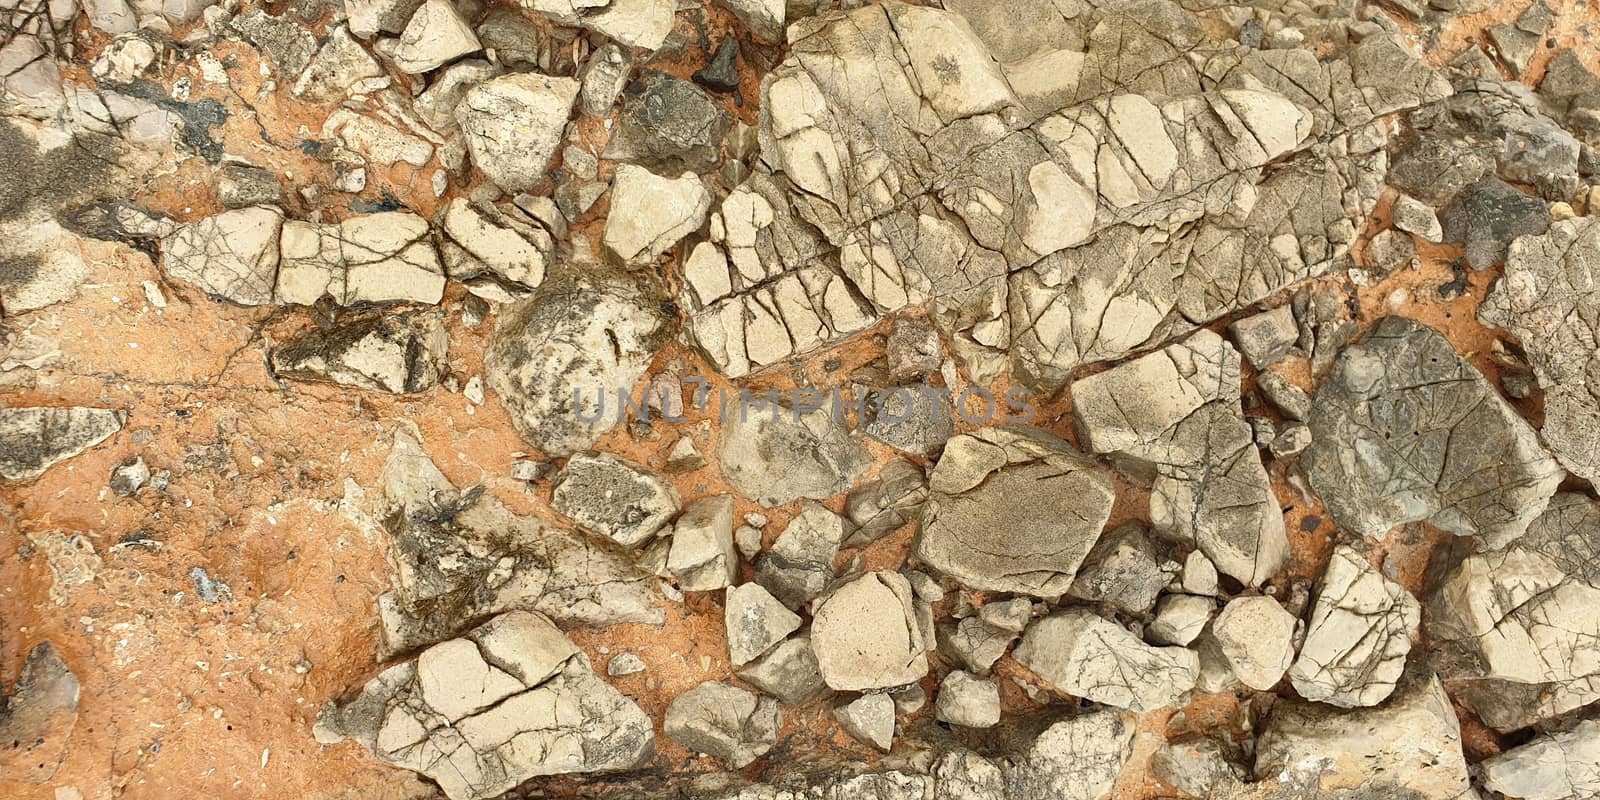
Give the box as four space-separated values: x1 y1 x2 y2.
1288 544 1419 708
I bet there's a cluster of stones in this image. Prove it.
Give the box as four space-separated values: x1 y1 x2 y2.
6 0 1600 797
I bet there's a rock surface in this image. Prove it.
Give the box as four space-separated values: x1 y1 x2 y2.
663 681 778 769
1014 608 1198 712
1289 545 1418 708
809 571 928 691
0 407 124 481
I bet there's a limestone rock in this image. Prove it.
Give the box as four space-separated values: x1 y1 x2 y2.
1148 594 1214 647
1479 217 1600 486
161 205 282 305
1229 305 1299 370
1439 176 1549 269
736 634 828 705
485 263 672 457
664 681 779 768
1289 545 1418 708
843 457 927 547
0 642 79 783
315 611 653 800
1151 735 1244 799
0 407 124 481
601 165 710 265
726 583 802 666
935 671 1000 729
1067 523 1172 614
1203 595 1296 691
437 198 551 296
1072 329 1287 586
275 212 446 306
293 26 385 101
717 400 870 507
810 571 928 691
936 615 1016 675
915 427 1114 597
1479 719 1600 800
457 73 579 194
603 72 732 172
378 0 480 73
668 495 739 591
522 0 675 51
1014 609 1198 712
754 501 845 609
714 0 784 42
833 693 894 752
1002 710 1136 800
550 453 679 549
1302 317 1562 548
270 312 448 394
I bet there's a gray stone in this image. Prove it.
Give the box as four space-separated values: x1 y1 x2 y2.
1391 194 1442 243
1256 371 1311 421
1479 719 1600 800
485 263 672 457
885 317 942 384
694 37 740 94
936 670 1000 729
667 495 739 591
664 437 706 473
1002 710 1136 800
1302 317 1563 548
457 73 579 194
1479 217 1600 486
863 385 954 457
550 452 680 549
1014 609 1198 712
810 571 928 691
725 582 802 667
937 615 1016 676
1151 735 1244 799
1067 523 1172 614
1229 305 1299 369
664 681 779 769
736 634 828 705
1439 176 1550 269
843 457 927 547
754 501 845 609
232 10 319 76
916 427 1114 597
0 407 124 482
714 0 784 42
293 26 386 102
314 611 654 800
833 692 894 752
607 653 646 676
1073 330 1287 586
0 642 78 783
217 163 283 209
577 43 630 116
1288 545 1417 708
718 400 870 507
270 312 448 394
602 71 732 172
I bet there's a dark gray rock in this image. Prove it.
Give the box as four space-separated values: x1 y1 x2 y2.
602 71 732 172
270 312 448 394
694 37 740 93
1439 176 1550 269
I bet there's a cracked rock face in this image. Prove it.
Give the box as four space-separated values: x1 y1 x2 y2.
314 610 653 800
1072 329 1286 586
485 262 673 457
375 429 661 655
716 400 870 507
1478 718 1600 800
1201 595 1296 692
1303 316 1563 548
915 427 1114 597
456 73 580 194
0 406 123 481
270 311 449 394
1288 545 1419 708
1426 492 1600 732
550 452 681 548
1480 217 1600 486
809 571 927 691
1014 608 1198 713
1003 710 1136 800
663 681 779 769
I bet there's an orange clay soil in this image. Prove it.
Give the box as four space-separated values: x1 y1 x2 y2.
2 1 1598 798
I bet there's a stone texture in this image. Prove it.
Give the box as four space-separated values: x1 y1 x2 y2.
663 681 778 769
1203 595 1296 691
935 670 1000 729
550 452 680 548
725 582 801 667
602 165 710 265
1067 522 1172 615
0 407 123 481
736 634 828 706
810 571 928 691
1014 609 1198 712
275 212 446 306
668 495 739 591
915 427 1113 597
833 692 894 752
314 611 653 800
270 312 448 394
456 73 579 194
717 400 870 507
1289 545 1418 708
1479 719 1600 800
753 501 845 609
1302 317 1563 548
161 206 283 305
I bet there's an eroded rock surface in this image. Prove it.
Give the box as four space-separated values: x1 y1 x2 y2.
1014 608 1198 712
315 611 653 800
0 406 124 481
810 571 927 691
1303 316 1562 547
1288 545 1418 708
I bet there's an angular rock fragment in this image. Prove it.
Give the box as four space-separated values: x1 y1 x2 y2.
1391 194 1443 243
736 634 828 705
347 0 424 38
377 0 480 73
457 73 579 194
1254 670 1474 800
485 262 672 457
915 427 1114 596
937 615 1016 676
717 400 870 507
601 165 710 265
935 671 1000 729
550 452 680 548
726 583 801 667
1151 735 1244 799
1014 609 1198 712
664 681 779 768
1426 492 1600 731
833 692 894 752
1072 329 1286 586
1479 719 1600 800
668 495 739 591
862 385 954 457
810 571 928 691
0 642 79 783
1148 594 1213 647
521 0 675 51
603 72 732 171
276 212 446 306
315 611 653 800
270 312 448 394
1302 317 1563 547
1439 176 1549 269
885 317 942 384
1229 305 1299 369
754 501 844 609
843 458 927 547
437 198 550 297
161 205 283 305
1002 710 1136 800
714 0 784 42
293 26 385 102
374 430 661 655
0 407 124 481
1067 523 1172 615
1289 545 1418 708
1479 217 1600 486
1201 595 1296 691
